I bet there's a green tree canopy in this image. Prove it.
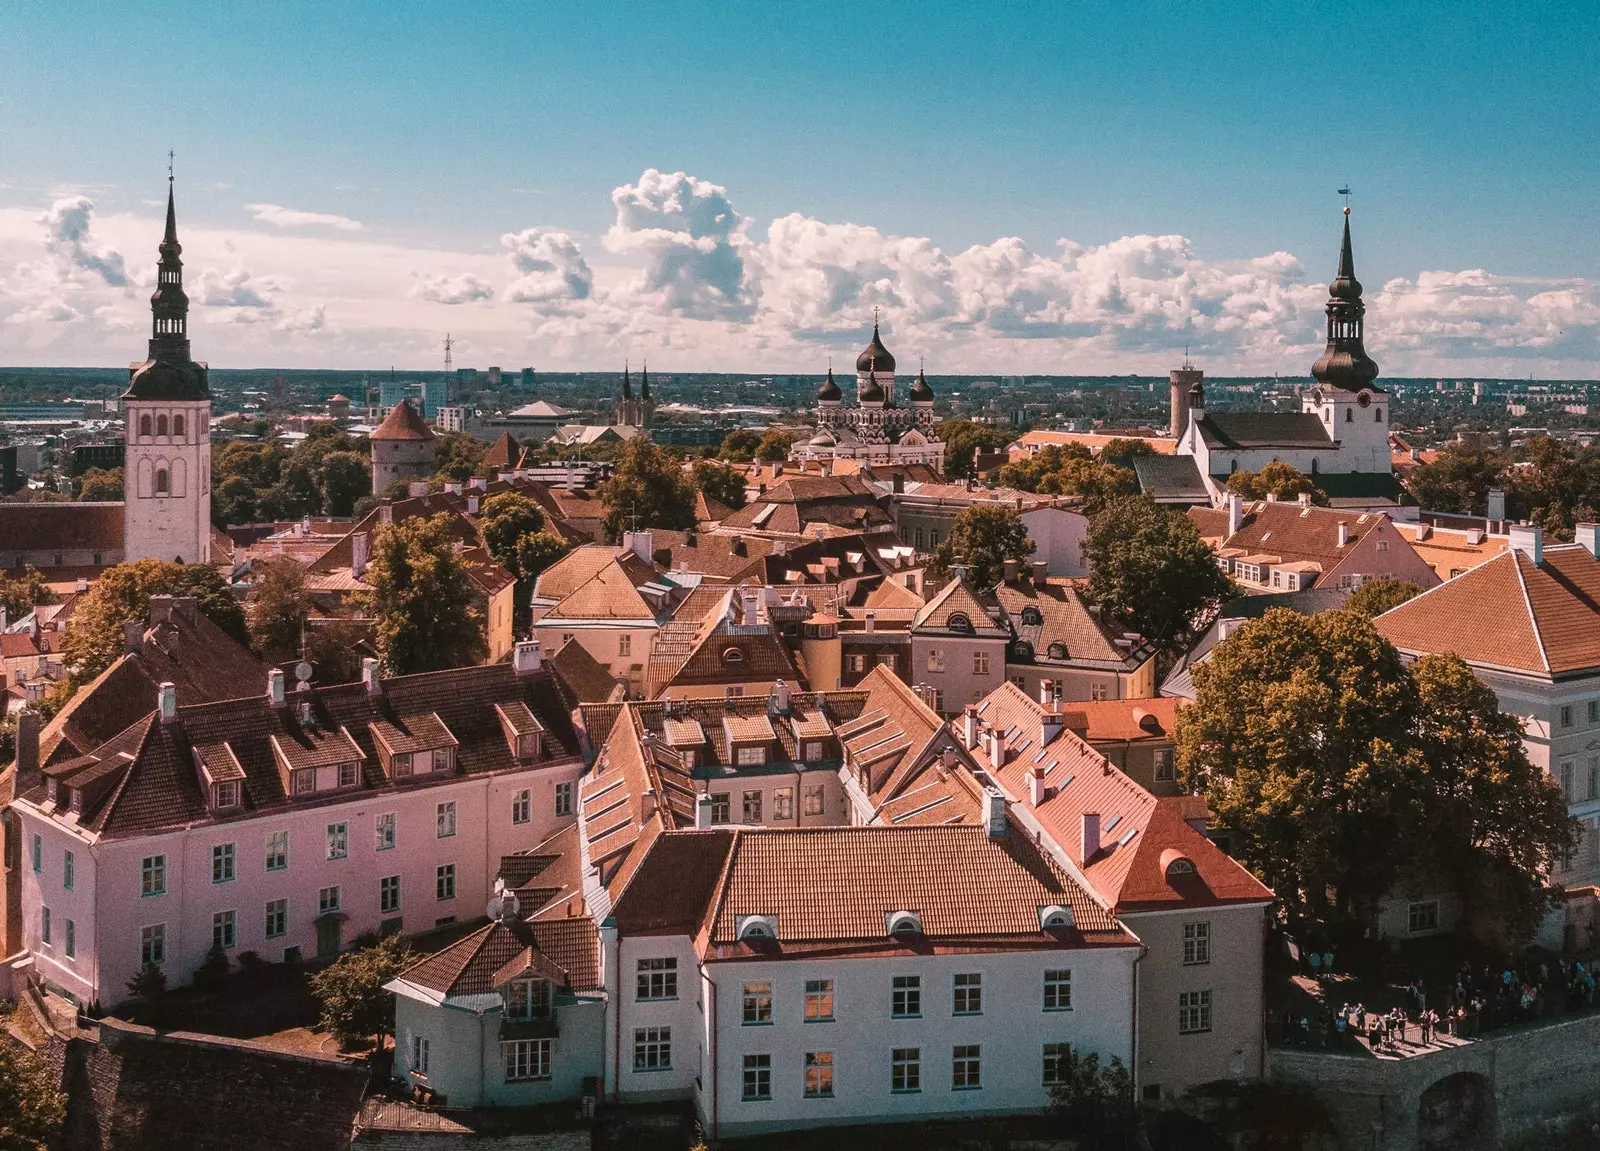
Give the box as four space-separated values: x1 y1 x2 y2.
433 431 487 482
355 513 486 675
1084 494 1232 655
0 1008 67 1149
1405 441 1510 516
248 557 314 666
1345 576 1424 618
1225 460 1325 504
74 466 124 501
319 451 372 517
309 934 412 1048
691 459 748 511
718 428 763 462
1097 437 1159 469
598 438 697 542
61 560 249 686
998 444 1135 511
755 428 796 463
925 505 1034 590
0 566 58 619
935 419 1013 480
477 492 546 572
209 431 374 525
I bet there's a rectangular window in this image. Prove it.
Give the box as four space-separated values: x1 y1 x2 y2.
1590 700 1599 725
512 789 531 825
63 849 74 891
432 748 452 773
319 885 341 914
637 957 678 1001
710 793 731 824
1043 1042 1071 1087
618 633 632 657
1179 990 1213 1034
41 906 50 946
554 781 574 817
326 822 348 861
633 1027 671 1072
1562 761 1576 800
1044 969 1073 1011
804 784 825 816
736 746 765 767
393 752 413 779
742 790 763 823
952 1044 982 1090
265 898 288 939
266 830 289 871
380 875 401 914
436 864 456 901
973 651 989 675
1183 922 1211 965
804 1051 834 1098
1090 682 1108 702
1154 748 1175 781
953 972 982 1015
891 1047 921 1093
892 974 921 1018
293 769 317 796
338 761 359 788
927 649 945 672
847 654 865 673
805 979 834 1022
878 653 897 670
141 854 167 897
1590 757 1600 802
742 1054 772 1101
213 909 236 950
507 979 551 1020
436 801 456 838
212 843 235 883
141 923 166 966
803 741 824 761
503 1038 552 1082
773 788 794 820
31 834 40 873
743 981 773 1025
65 919 75 958
411 1035 430 1075
1562 705 1574 728
376 813 396 851
1408 900 1439 933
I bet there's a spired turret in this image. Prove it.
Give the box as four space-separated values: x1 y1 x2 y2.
1310 209 1382 394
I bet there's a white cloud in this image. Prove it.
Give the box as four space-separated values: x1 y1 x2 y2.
193 266 274 309
244 203 363 231
40 197 128 286
603 168 757 320
410 272 495 305
275 304 327 333
502 228 592 308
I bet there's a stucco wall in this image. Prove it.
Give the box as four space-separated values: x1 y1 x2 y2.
912 636 1006 715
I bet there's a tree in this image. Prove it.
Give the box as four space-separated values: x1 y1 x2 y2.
319 450 371 517
1097 437 1158 469
75 466 124 501
477 492 545 572
1226 461 1325 504
249 557 314 666
935 419 1012 480
1406 441 1509 515
691 459 747 511
0 566 57 619
754 428 795 463
0 1010 67 1150
305 618 369 685
433 431 486 482
356 513 486 675
61 560 249 685
598 438 697 542
1046 1051 1134 1143
309 933 412 1049
1346 577 1424 618
1085 495 1233 656
998 444 1135 511
925 505 1034 590
718 428 763 462
514 532 571 588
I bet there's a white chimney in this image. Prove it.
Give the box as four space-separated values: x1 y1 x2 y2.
1039 680 1054 707
1415 522 1432 542
696 792 713 830
864 610 875 634
623 530 654 564
1509 523 1544 566
446 482 463 495
1226 492 1243 537
771 679 790 713
362 657 381 696
1336 522 1350 547
351 532 370 580
1576 523 1599 559
157 681 178 723
76 577 89 593
1081 812 1101 861
984 790 1007 839
1040 706 1063 748
1029 766 1047 807
378 504 393 525
988 728 1007 773
408 481 428 498
513 639 543 675
1298 492 1312 510
742 590 759 627
963 706 980 749
267 668 286 708
467 495 480 516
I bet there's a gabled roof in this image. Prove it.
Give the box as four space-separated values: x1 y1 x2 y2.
646 595 803 696
995 578 1149 669
1133 455 1209 503
547 637 625 704
541 551 668 622
1374 543 1600 677
482 432 521 471
1196 412 1334 454
0 502 124 554
911 575 1007 637
371 401 436 442
1063 697 1182 744
1197 499 1414 572
398 916 599 997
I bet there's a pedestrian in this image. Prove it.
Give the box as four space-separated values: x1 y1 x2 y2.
1420 1010 1432 1045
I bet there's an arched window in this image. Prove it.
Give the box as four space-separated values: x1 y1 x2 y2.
1310 458 1319 475
722 647 745 666
156 414 169 436
139 414 152 437
1230 459 1238 474
1047 642 1067 660
1021 607 1043 626
1375 408 1384 423
154 468 170 495
173 414 185 438
946 612 972 633
1012 640 1034 661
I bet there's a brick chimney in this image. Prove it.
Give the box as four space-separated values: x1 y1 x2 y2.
124 619 144 655
1081 812 1101 861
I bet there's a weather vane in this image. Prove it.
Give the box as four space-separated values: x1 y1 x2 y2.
1338 185 1352 214
167 149 175 182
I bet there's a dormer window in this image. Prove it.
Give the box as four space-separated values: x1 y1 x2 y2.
507 979 552 1021
338 762 360 788
46 779 58 805
1021 607 1043 626
737 915 778 942
1047 642 1067 660
723 647 745 666
1167 858 1195 877
886 910 923 938
946 612 972 633
1012 640 1034 660
292 770 317 797
1039 905 1075 930
393 753 412 778
215 781 240 809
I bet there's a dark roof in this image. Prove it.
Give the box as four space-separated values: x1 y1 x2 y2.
125 356 210 402
1217 587 1351 620
1196 412 1334 453
547 637 624 704
855 322 896 374
1312 471 1410 506
371 401 436 442
1133 455 1209 503
816 367 842 401
0 502 124 553
909 368 934 401
400 916 600 995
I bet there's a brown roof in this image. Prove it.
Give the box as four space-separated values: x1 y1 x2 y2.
1375 543 1600 677
0 502 123 553
482 432 520 471
531 545 623 600
369 712 458 757
1196 500 1399 570
400 916 599 995
911 575 1008 637
547 637 624 704
647 529 773 583
646 593 803 696
996 579 1150 670
718 476 894 538
371 401 436 442
542 552 666 622
611 829 737 935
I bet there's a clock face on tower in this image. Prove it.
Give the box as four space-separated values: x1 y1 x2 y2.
1357 391 1372 408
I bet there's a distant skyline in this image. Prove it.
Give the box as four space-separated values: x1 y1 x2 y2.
2 1 1598 377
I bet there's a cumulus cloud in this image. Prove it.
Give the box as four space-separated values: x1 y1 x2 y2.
244 203 363 231
1373 270 1600 361
604 168 757 320
411 272 495 305
275 305 328 333
193 266 274 309
40 197 128 286
502 228 592 307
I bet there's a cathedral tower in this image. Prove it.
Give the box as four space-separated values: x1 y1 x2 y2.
1303 208 1390 472
124 177 212 563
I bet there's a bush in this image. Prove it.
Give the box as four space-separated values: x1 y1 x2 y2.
310 934 412 1048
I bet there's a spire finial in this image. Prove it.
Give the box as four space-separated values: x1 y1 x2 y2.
873 304 880 330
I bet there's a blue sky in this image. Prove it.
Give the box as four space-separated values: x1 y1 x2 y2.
2 1 1598 374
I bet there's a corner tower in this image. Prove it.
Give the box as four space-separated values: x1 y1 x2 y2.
124 177 212 563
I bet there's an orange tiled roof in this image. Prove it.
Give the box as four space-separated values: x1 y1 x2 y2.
1063 697 1182 743
371 401 436 442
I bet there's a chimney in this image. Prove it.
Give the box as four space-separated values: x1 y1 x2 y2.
1336 522 1350 547
963 705 980 749
268 668 286 708
864 610 875 634
362 657 381 697
1039 680 1054 707
1509 523 1544 566
740 590 759 627
988 728 1007 773
1029 766 1047 807
565 467 579 493
149 594 175 624
941 746 958 772
892 473 904 494
351 532 370 579
1297 492 1312 510
467 494 480 516
378 503 394 525
984 789 1008 839
1576 523 1599 559
1081 812 1101 861
446 482 463 495
1003 558 1019 583
773 463 783 477
469 476 487 491
76 577 88 593
770 679 791 713
157 681 178 723
1226 493 1243 537
173 595 197 624
513 638 543 675
124 618 143 654
623 530 654 564
14 710 41 796
1040 705 1063 748
1031 560 1048 585
696 792 713 830
1415 522 1432 542
408 481 428 498
1487 487 1507 526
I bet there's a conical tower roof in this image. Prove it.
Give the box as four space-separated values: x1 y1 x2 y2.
372 400 437 442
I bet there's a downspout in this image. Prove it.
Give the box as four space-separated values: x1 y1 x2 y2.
479 1004 487 1104
1131 937 1147 1098
707 969 720 1141
612 942 623 1102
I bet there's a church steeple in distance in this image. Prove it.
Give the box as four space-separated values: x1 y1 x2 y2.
1310 206 1381 393
621 360 632 400
640 360 651 403
125 167 209 402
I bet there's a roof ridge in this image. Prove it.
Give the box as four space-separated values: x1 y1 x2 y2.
93 713 158 833
1512 550 1553 674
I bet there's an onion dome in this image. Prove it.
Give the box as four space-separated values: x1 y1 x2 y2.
858 371 885 403
909 365 934 402
1310 208 1382 392
816 366 842 401
855 321 895 374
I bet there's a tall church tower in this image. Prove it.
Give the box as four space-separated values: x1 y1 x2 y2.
124 177 211 563
1303 208 1390 473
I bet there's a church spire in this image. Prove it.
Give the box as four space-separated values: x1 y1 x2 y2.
640 360 651 402
1310 207 1381 392
622 360 632 400
149 174 190 359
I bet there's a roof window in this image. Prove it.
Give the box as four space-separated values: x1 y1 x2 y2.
722 647 745 665
737 914 778 941
946 612 972 633
886 910 923 938
1039 905 1075 930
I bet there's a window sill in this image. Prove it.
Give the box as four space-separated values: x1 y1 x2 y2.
952 1011 982 1017
742 1096 772 1104
1182 960 1211 967
742 1021 774 1027
506 1076 553 1083
804 1093 835 1101
952 1085 983 1092
804 1017 835 1024
632 1066 673 1074
637 997 679 1004
891 1088 921 1095
891 1014 922 1021
1178 1029 1213 1037
1043 1006 1074 1012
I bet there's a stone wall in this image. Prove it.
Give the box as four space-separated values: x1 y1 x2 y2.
1269 1011 1600 1150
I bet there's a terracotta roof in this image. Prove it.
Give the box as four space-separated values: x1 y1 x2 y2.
611 829 737 935
836 666 948 805
1392 522 1509 581
911 576 1008 636
1063 697 1182 743
694 491 736 524
717 476 893 538
1198 499 1422 574
371 401 436 442
1012 430 1178 457
996 578 1148 669
547 637 624 704
482 432 521 471
863 578 924 612
369 712 457 757
542 552 666 622
647 593 802 696
1375 543 1600 677
531 545 623 601
0 502 123 552
640 530 772 584
400 916 599 995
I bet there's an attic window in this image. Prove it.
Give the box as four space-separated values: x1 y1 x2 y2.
1039 905 1075 930
737 915 778 941
215 781 240 809
946 612 973 633
1167 858 1195 877
1013 640 1034 660
1047 642 1067 660
886 910 923 938
722 647 745 666
1021 607 1043 626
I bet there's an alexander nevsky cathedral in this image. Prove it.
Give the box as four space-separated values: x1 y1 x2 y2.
789 320 947 471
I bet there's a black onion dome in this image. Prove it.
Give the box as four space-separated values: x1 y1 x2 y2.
858 371 885 402
909 367 934 402
854 322 896 374
817 366 842 400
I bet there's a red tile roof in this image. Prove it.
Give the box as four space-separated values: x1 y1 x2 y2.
1064 697 1183 744
371 401 436 442
400 915 599 995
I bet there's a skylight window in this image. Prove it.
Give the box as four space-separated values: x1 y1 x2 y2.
1118 827 1138 847
1103 814 1122 833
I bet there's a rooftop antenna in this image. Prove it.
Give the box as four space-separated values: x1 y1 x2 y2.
443 333 454 375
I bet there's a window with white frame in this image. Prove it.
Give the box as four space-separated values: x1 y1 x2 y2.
1179 990 1212 1034
927 649 945 672
633 1027 671 1071
326 822 348 860
736 746 765 766
141 854 166 897
618 633 632 657
436 864 456 901
804 784 825 816
503 1038 552 1081
952 1044 982 1090
742 1054 771 1101
380 875 401 913
141 923 166 966
710 793 731 823
742 981 773 1025
212 843 235 884
1043 1042 1071 1087
953 972 982 1015
265 898 288 939
266 830 289 871
213 909 236 950
376 812 396 851
742 790 763 823
507 979 552 1020
804 1051 834 1098
803 741 824 761
293 769 316 797
891 1047 920 1092
1183 921 1211 965
637 957 678 1001
437 801 456 838
1090 682 1108 701
892 975 921 1018
973 651 989 675
512 789 530 824
1043 968 1072 1011
555 781 574 817
773 787 794 820
393 752 413 778
411 1035 430 1075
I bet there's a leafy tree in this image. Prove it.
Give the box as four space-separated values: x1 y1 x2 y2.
309 933 412 1049
598 438 697 542
1097 437 1159 469
999 442 1090 490
74 466 124 501
514 531 572 589
1046 1051 1134 1143
305 618 370 685
477 492 545 571
1085 495 1232 655
1226 460 1325 504
1406 441 1509 515
935 418 1012 480
433 431 486 482
356 514 486 675
718 428 762 462
319 450 371 517
998 444 1135 511
61 560 249 685
0 1009 67 1150
755 428 796 463
925 505 1033 590
1505 436 1600 540
1346 577 1424 618
691 459 748 511
249 557 314 666
213 475 260 527
0 566 57 619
